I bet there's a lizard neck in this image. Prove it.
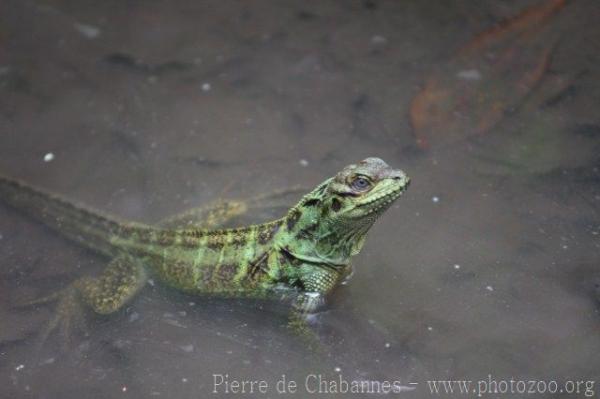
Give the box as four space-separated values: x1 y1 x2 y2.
273 184 370 268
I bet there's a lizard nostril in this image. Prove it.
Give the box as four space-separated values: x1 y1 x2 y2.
390 171 408 181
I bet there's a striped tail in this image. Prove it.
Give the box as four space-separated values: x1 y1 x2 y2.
0 174 148 257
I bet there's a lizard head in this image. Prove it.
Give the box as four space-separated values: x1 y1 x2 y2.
284 157 409 265
324 157 410 220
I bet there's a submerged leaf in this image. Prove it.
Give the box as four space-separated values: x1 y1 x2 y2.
410 0 567 149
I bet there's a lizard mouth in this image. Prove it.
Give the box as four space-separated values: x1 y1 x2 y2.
357 181 408 215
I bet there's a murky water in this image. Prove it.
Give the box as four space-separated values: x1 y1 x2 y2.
1 1 599 398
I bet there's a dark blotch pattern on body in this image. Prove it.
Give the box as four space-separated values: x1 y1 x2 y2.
216 264 238 282
296 223 318 241
206 237 225 251
258 221 281 245
286 210 301 231
158 230 174 246
167 260 197 288
303 198 320 207
331 198 342 212
247 252 269 280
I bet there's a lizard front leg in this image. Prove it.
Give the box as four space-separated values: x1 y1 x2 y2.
288 266 341 350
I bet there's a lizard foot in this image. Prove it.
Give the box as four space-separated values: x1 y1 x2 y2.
14 283 87 348
17 256 146 350
36 285 87 349
287 311 325 354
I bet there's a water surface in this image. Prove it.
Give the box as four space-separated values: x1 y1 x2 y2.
1 1 599 398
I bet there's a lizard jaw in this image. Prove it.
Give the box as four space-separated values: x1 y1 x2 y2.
356 182 408 215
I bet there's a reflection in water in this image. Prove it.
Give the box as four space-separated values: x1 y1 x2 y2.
0 0 599 398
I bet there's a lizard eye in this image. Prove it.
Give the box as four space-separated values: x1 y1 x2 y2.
351 176 371 191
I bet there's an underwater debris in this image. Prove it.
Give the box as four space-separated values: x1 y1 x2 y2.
410 0 567 150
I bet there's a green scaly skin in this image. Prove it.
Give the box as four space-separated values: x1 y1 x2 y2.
0 157 410 342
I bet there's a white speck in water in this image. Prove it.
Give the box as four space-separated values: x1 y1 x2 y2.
201 82 211 92
182 378 188 383
147 279 155 286
454 264 461 270
486 285 494 292
427 326 433 331
39 357 55 366
371 35 387 45
432 196 440 203
74 23 101 39
121 386 127 392
15 364 25 371
334 367 341 373
226 350 233 355
43 152 55 162
179 344 194 353
561 244 569 250
299 159 309 167
592 231 599 236
188 302 195 306
384 342 391 348
456 69 482 81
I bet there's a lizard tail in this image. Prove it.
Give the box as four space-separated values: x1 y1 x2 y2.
0 174 145 257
